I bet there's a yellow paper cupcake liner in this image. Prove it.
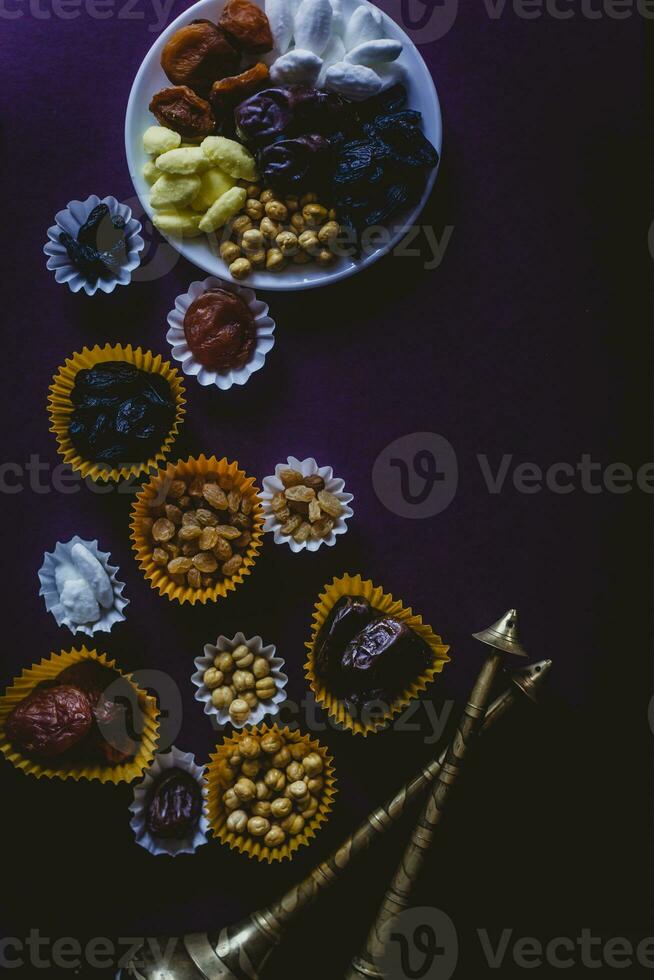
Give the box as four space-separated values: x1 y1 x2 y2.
130 454 264 605
0 647 160 784
48 343 186 483
206 723 337 863
304 573 451 737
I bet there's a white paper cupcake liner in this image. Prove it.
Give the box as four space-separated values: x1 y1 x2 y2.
192 632 288 730
44 195 144 296
261 456 354 553
129 746 209 857
38 536 129 637
166 276 276 391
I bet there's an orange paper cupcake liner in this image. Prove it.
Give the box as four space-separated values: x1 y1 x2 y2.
48 343 186 483
206 723 337 863
304 573 451 737
0 647 160 784
130 454 264 605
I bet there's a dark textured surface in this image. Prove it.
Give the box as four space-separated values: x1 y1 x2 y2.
0 3 650 977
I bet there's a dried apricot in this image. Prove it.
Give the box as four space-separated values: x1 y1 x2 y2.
149 86 215 140
210 62 269 117
161 20 239 94
219 0 273 53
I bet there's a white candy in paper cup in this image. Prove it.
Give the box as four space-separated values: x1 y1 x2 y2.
261 456 354 553
43 195 144 296
38 536 129 636
191 633 288 730
129 746 209 857
166 276 275 391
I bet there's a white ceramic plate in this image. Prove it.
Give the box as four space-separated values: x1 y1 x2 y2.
125 0 442 291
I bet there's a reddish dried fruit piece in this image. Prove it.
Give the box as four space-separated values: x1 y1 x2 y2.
6 685 93 759
219 0 273 53
149 85 215 140
146 767 203 839
210 62 269 117
183 288 256 372
161 20 240 94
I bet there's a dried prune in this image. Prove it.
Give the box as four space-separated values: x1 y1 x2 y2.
59 232 111 282
259 133 332 194
314 595 374 681
161 20 240 94
234 86 346 149
78 205 127 252
335 616 433 703
146 768 202 839
219 0 273 53
69 361 176 467
183 288 256 372
210 62 269 119
6 685 93 759
150 85 215 139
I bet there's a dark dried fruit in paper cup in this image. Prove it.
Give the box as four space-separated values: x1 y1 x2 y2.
146 767 203 839
161 20 240 94
150 85 215 139
6 685 93 759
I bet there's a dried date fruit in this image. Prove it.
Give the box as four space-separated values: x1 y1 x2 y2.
146 767 202 839
6 685 93 759
219 0 273 53
338 616 433 708
313 595 373 680
150 85 216 140
210 62 269 118
161 20 239 94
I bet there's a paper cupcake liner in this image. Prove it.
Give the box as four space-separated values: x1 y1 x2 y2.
206 723 337 863
166 276 276 390
44 195 144 296
261 456 354 553
192 633 288 730
48 343 186 483
0 647 160 783
129 745 209 857
304 573 451 737
38 536 129 637
130 454 264 605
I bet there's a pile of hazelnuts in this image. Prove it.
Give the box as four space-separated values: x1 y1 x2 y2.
203 643 276 724
221 729 327 851
220 188 342 278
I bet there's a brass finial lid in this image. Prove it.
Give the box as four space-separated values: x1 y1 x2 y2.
510 658 552 701
472 608 528 658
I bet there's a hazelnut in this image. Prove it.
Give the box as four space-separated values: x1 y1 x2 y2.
266 248 285 271
255 677 276 700
246 184 261 198
231 215 253 238
302 203 328 226
307 776 324 795
242 690 259 708
241 759 260 779
245 198 265 221
203 667 224 690
288 780 309 801
264 767 285 792
233 669 255 692
249 249 267 268
303 752 323 777
270 796 293 819
272 747 292 768
290 212 305 233
211 685 233 709
241 228 265 252
256 780 272 800
252 656 271 679
284 195 300 213
226 809 248 832
265 200 288 223
252 801 271 817
290 742 309 761
239 735 261 759
223 788 240 810
247 816 270 837
276 230 298 255
229 698 250 723
219 241 241 264
281 813 305 836
265 825 286 847
234 777 257 802
233 645 254 668
215 652 234 673
300 192 318 206
229 258 252 280
260 732 283 754
318 220 339 244
260 216 282 241
298 230 320 254
286 761 305 782
316 248 335 266
260 189 275 203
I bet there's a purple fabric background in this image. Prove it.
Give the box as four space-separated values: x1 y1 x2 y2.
0 2 650 976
